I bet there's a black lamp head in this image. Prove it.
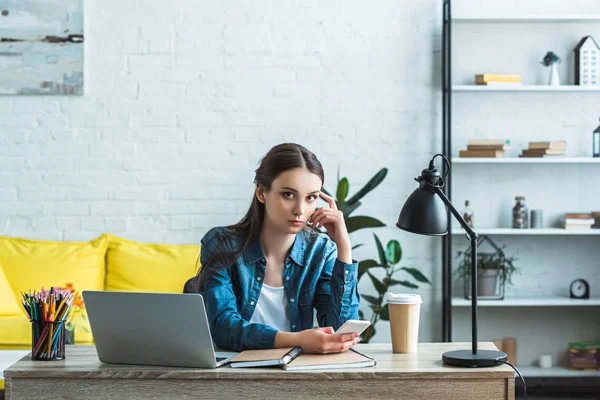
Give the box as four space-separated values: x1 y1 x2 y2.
396 158 448 236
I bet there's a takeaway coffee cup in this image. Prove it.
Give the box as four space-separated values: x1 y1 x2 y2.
387 293 422 353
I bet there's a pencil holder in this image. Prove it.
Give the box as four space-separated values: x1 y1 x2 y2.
31 320 66 361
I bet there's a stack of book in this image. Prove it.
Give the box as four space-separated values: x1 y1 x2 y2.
519 141 567 158
593 212 600 228
563 213 595 230
568 341 600 371
459 139 510 158
475 74 522 87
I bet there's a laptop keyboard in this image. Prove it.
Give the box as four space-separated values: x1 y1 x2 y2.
216 357 227 362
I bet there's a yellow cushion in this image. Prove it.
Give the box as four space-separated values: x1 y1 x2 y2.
0 263 24 316
105 234 200 293
0 234 108 344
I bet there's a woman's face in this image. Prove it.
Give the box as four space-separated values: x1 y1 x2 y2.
257 167 322 234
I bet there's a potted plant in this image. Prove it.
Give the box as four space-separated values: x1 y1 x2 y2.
541 51 561 86
322 168 431 342
454 236 517 299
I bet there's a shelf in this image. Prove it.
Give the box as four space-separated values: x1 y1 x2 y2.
452 15 600 23
451 228 600 235
516 366 600 378
452 297 600 307
452 85 600 92
452 157 600 164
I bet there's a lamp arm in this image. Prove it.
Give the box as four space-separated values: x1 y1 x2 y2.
435 186 479 354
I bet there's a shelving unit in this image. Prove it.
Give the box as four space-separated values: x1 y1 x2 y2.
452 157 600 164
450 228 600 235
441 1 600 381
452 297 600 307
453 85 600 92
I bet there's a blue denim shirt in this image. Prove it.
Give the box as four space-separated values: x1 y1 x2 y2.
199 227 360 352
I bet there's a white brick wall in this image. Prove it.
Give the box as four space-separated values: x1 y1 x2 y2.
3 0 598 346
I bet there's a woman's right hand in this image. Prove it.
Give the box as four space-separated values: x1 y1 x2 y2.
296 327 360 354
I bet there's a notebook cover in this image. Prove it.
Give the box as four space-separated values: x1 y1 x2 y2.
229 346 302 368
283 348 376 371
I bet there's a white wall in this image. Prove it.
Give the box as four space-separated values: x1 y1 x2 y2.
2 0 598 347
0 0 443 343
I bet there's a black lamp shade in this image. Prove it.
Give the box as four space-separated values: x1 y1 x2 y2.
396 186 448 236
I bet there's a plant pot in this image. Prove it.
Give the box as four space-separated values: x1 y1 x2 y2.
478 269 500 297
548 64 560 86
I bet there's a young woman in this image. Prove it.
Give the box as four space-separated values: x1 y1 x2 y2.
197 143 360 354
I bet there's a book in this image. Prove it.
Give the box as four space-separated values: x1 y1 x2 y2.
565 213 593 219
467 139 510 146
521 149 566 156
283 348 376 371
476 81 524 86
229 346 302 368
467 144 513 151
475 74 522 83
528 141 567 150
459 149 504 158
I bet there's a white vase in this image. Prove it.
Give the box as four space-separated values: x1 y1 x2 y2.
548 64 560 86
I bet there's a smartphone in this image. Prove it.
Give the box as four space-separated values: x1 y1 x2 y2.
335 319 371 335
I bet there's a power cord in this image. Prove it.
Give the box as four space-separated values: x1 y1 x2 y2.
498 360 527 400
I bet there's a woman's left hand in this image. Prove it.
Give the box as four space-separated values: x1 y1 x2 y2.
309 193 352 263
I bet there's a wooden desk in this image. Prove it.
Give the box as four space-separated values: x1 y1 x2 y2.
5 342 515 400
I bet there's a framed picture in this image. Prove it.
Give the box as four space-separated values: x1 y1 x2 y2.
0 0 84 95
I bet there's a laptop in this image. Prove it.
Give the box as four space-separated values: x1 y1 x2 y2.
82 291 237 368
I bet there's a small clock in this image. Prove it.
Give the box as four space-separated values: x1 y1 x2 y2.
570 279 590 299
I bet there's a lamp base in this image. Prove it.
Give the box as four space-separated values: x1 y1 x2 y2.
442 349 508 368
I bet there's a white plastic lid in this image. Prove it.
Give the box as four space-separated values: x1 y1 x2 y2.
386 293 422 304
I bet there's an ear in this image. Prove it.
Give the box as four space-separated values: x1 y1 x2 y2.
255 186 266 204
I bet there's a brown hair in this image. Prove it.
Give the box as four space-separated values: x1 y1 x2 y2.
197 143 324 287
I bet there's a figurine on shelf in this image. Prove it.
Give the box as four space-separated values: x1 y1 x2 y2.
541 51 561 86
462 200 474 228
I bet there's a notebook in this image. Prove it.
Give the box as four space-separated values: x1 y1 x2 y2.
229 346 303 368
283 348 376 371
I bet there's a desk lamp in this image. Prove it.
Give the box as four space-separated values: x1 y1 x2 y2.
396 153 507 367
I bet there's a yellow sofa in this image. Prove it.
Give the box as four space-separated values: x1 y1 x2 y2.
0 233 201 350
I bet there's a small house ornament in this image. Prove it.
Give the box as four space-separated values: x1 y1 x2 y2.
593 118 600 158
574 36 600 86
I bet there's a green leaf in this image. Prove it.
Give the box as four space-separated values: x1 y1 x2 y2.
399 267 431 284
321 187 332 199
351 243 363 250
345 168 388 205
367 271 387 295
336 177 349 206
373 233 387 266
388 279 418 289
342 201 361 218
386 240 402 265
345 216 385 234
358 259 378 280
379 304 390 321
361 294 380 304
358 309 365 319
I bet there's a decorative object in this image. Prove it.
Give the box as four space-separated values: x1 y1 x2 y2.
0 0 84 95
61 282 88 343
541 51 561 86
455 235 517 300
574 36 600 86
569 279 590 299
512 196 528 228
593 118 600 157
461 200 474 228
396 153 508 367
322 168 431 342
530 209 544 229
539 354 553 369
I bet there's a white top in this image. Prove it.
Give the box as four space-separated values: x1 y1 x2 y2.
249 283 290 332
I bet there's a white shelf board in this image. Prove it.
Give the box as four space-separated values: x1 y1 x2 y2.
452 297 600 307
516 366 600 378
452 15 600 23
451 228 600 235
453 85 600 92
452 157 600 164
